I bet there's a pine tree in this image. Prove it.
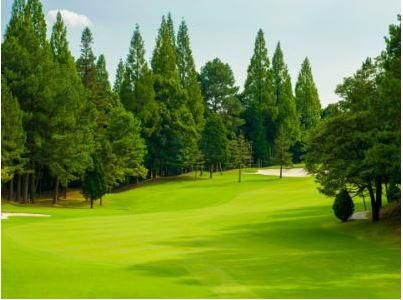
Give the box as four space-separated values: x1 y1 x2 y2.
47 12 95 203
199 58 244 138
82 156 107 208
1 77 25 184
113 58 125 93
121 24 159 138
272 42 300 143
242 29 276 166
151 14 198 176
295 57 322 131
2 0 59 203
176 19 205 133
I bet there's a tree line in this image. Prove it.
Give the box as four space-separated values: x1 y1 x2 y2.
2 0 322 205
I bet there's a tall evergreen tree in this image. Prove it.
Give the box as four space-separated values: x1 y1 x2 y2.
230 134 251 182
150 14 198 176
1 77 25 184
2 0 58 202
113 58 125 93
272 42 299 143
176 19 205 133
295 57 322 131
48 12 95 203
242 29 276 165
120 24 159 138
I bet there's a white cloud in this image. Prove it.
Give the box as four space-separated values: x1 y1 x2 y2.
47 9 92 28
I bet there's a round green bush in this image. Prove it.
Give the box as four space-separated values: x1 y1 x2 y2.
332 189 354 222
387 183 401 203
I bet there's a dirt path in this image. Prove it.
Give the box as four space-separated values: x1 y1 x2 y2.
255 168 309 177
1 212 50 220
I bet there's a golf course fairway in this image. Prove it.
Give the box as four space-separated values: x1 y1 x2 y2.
1 170 400 298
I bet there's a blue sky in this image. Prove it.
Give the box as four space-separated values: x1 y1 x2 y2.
2 0 400 106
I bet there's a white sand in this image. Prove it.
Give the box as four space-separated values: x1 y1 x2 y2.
1 212 50 220
255 168 309 177
351 211 369 220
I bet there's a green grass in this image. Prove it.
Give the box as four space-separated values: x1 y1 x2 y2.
1 170 400 298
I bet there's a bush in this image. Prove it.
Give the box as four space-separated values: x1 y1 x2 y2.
333 189 354 222
386 183 401 203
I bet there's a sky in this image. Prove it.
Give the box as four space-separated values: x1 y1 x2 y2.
1 0 400 106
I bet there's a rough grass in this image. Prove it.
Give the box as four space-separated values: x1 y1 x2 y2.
1 170 400 298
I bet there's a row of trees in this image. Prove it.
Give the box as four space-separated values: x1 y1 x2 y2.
305 16 401 221
2 0 322 204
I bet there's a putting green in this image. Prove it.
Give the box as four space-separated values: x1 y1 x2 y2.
1 170 400 298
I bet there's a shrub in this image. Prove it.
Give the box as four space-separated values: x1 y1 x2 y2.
333 189 354 222
386 183 401 203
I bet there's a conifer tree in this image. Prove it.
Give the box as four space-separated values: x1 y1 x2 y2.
121 24 159 138
242 29 276 166
1 77 25 184
272 43 300 143
230 134 251 182
274 125 293 178
151 14 198 175
2 0 58 202
295 57 322 131
176 19 205 133
48 12 95 203
113 59 125 93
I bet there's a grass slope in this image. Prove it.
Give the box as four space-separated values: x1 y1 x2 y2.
1 170 400 298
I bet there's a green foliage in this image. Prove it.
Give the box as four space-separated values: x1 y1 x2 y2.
201 114 230 167
1 77 25 182
81 156 107 205
230 134 251 168
113 59 125 93
103 106 147 186
176 19 205 133
295 57 321 131
272 43 300 143
273 125 292 175
242 30 275 164
150 14 198 174
386 183 400 202
199 58 244 138
332 189 354 222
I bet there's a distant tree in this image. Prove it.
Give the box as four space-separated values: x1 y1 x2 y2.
321 103 341 120
1 77 25 192
273 125 293 178
230 134 251 183
113 58 125 93
176 19 205 134
151 14 198 176
295 57 322 131
242 29 276 166
199 58 244 138
48 12 95 203
82 156 107 208
200 114 230 178
272 43 300 144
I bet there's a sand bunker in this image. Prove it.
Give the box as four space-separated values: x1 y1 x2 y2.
255 168 309 177
1 212 50 220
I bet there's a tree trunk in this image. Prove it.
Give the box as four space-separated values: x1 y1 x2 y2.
209 165 213 179
219 162 223 175
63 185 67 199
23 173 29 203
30 170 35 203
17 174 22 203
90 198 94 209
375 177 383 210
194 168 197 180
368 183 379 222
9 177 14 201
200 166 203 176
280 163 283 179
238 166 241 183
53 177 59 205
